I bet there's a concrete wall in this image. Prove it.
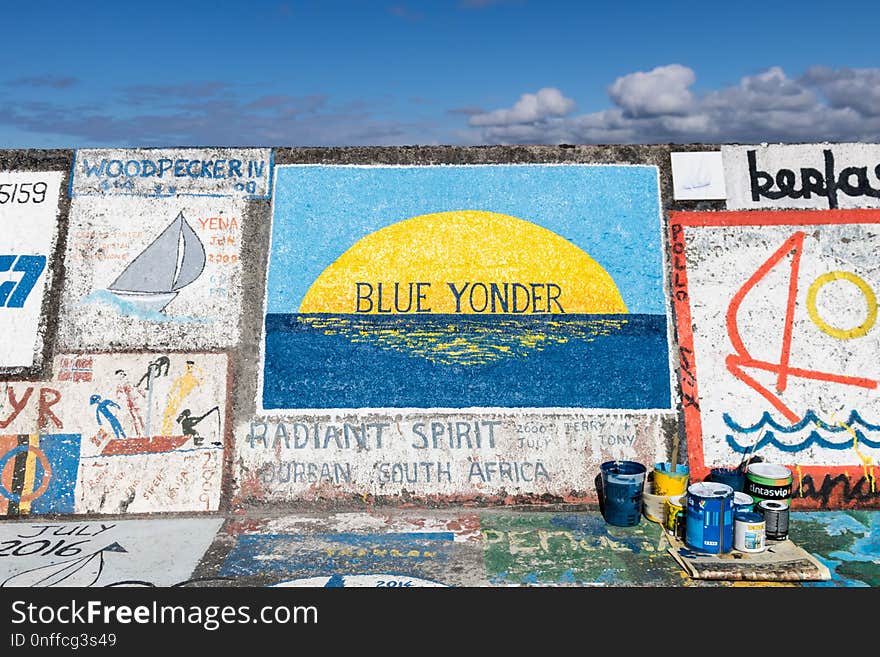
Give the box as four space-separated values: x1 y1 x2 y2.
1 144 878 516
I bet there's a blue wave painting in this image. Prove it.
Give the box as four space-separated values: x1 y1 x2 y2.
724 410 880 453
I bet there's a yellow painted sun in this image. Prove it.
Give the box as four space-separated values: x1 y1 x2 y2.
299 210 627 314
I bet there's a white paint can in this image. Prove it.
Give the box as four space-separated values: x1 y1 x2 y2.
641 476 668 524
733 511 766 553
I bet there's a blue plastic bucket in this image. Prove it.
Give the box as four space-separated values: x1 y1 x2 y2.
599 460 647 527
685 482 734 554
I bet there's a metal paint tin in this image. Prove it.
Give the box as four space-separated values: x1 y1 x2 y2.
685 482 734 554
665 493 687 539
641 476 668 524
599 460 647 527
733 491 755 514
745 463 793 508
758 500 790 541
733 511 766 553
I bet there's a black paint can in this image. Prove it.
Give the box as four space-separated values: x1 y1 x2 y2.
758 499 789 541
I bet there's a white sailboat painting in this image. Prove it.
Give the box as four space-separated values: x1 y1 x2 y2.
106 211 206 314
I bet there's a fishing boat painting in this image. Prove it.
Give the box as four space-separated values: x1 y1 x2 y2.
106 211 206 314
99 434 191 456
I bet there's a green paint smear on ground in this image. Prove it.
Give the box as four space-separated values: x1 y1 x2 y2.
791 511 880 587
479 512 687 586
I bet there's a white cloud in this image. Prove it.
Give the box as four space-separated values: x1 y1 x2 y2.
468 87 575 127
464 65 880 144
607 64 695 118
802 65 880 117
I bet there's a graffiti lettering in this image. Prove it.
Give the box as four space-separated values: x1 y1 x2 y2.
748 149 880 209
481 528 636 555
0 387 63 430
81 157 263 181
678 346 700 410
248 420 390 450
15 524 116 540
199 452 217 512
670 224 689 302
564 419 633 433
198 216 239 231
796 474 880 507
0 539 88 558
37 388 62 430
411 421 499 449
0 181 48 204
0 255 46 307
517 436 552 449
259 461 352 485
447 282 564 314
600 435 636 447
352 281 566 314
324 547 437 559
355 282 431 313
468 461 550 482
376 462 452 484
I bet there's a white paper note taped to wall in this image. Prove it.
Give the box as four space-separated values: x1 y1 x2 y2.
671 151 727 200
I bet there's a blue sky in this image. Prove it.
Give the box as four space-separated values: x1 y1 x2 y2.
4 0 880 147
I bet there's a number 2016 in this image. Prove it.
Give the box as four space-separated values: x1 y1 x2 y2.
0 255 46 307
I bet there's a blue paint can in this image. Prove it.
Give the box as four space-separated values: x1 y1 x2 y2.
685 482 734 554
599 460 647 527
733 491 754 515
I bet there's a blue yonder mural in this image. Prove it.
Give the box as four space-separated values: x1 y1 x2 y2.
262 164 672 410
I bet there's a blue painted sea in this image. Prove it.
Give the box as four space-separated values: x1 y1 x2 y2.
262 314 671 409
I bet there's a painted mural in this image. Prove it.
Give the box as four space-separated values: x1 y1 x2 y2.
261 164 672 411
795 511 880 587
237 412 668 503
723 143 880 210
0 170 64 369
57 148 272 351
669 209 880 508
0 352 228 515
242 164 675 504
481 512 689 586
0 517 223 587
217 512 480 587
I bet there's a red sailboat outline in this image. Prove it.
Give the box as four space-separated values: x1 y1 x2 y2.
724 231 877 424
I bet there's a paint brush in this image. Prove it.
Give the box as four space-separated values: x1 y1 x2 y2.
738 430 763 471
670 431 680 473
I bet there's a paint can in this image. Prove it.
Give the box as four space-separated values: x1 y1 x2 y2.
653 462 690 497
733 511 766 553
733 491 755 515
758 500 790 541
685 482 734 554
641 474 668 524
665 493 687 539
599 460 647 527
745 463 793 508
709 466 745 492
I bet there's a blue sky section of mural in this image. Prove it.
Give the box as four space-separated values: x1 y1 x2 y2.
262 164 671 410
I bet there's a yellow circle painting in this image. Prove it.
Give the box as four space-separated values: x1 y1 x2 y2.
299 210 628 315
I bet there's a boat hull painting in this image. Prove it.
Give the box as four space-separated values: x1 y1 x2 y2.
107 290 178 314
